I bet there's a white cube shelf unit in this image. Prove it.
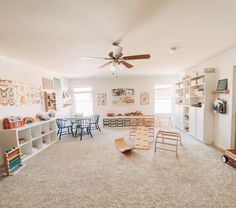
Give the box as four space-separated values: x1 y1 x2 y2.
175 72 215 144
0 119 58 162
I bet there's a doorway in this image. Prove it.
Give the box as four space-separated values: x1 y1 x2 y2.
232 66 236 148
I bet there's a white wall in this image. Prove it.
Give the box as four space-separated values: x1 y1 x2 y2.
69 75 177 118
0 55 71 128
186 47 236 149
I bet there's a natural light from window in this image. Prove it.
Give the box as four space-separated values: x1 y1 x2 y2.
73 87 93 116
154 85 173 114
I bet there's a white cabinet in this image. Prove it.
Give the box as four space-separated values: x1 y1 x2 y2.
189 107 196 136
175 105 184 130
0 119 58 163
195 108 204 140
189 107 204 141
175 72 215 144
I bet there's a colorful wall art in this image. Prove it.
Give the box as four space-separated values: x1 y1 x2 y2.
0 79 42 106
97 93 107 106
112 88 135 105
140 92 150 105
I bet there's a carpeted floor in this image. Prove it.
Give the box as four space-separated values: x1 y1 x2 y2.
0 128 235 208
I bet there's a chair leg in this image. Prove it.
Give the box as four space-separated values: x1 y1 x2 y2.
96 124 101 132
75 128 78 138
89 127 93 138
80 129 83 140
71 126 74 137
59 128 62 140
57 129 60 136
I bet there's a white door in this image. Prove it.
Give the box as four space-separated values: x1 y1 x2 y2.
189 107 196 136
195 108 204 141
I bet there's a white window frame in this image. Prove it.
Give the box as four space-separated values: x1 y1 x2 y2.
73 87 93 116
154 85 173 115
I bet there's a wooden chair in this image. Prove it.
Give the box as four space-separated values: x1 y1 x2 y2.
56 119 74 140
89 114 101 132
75 118 93 140
154 130 181 156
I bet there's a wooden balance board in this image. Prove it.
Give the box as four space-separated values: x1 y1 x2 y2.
134 127 149 150
115 138 133 153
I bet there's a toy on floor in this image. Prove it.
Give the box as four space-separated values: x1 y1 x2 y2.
154 130 181 156
221 149 236 168
133 127 149 150
115 138 133 153
4 147 24 176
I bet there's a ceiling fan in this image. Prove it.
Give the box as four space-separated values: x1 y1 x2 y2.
81 42 151 70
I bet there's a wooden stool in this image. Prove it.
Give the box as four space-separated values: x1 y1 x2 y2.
154 130 181 156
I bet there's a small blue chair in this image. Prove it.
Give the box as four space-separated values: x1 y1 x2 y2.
56 119 74 140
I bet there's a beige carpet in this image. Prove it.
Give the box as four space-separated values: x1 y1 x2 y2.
0 128 235 208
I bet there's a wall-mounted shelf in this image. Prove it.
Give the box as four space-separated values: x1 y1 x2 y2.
212 90 230 95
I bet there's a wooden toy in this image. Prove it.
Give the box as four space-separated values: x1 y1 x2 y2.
221 149 236 168
154 130 181 156
115 138 133 153
4 147 23 176
23 117 34 124
134 127 149 150
3 116 25 129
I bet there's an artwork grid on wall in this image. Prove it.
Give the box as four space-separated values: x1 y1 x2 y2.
112 88 135 105
0 79 43 106
140 92 150 105
97 93 107 106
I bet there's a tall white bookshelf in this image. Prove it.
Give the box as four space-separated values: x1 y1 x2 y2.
175 72 215 144
0 119 58 162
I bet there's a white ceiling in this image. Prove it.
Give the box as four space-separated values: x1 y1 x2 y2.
0 0 236 78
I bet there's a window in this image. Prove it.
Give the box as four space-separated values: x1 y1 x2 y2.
73 87 93 116
154 85 173 114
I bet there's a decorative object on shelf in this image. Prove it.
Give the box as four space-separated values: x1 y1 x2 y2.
0 79 42 106
124 110 143 116
44 91 56 111
97 93 107 106
4 147 23 176
213 98 227 114
216 78 228 92
112 88 135 104
36 111 55 121
3 116 25 129
107 113 115 117
23 117 34 124
140 92 150 105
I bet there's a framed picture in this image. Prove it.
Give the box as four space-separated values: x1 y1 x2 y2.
112 88 135 104
97 93 107 106
140 92 150 105
216 79 228 91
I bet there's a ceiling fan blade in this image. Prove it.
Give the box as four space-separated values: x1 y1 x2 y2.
122 54 151 60
98 61 113 68
81 56 112 60
120 61 134 69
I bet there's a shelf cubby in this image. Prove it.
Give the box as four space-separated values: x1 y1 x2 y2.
31 126 41 140
41 123 50 135
18 128 32 146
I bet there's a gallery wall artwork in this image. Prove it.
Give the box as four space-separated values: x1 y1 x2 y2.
140 92 150 105
112 88 135 105
97 93 107 106
0 79 42 106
